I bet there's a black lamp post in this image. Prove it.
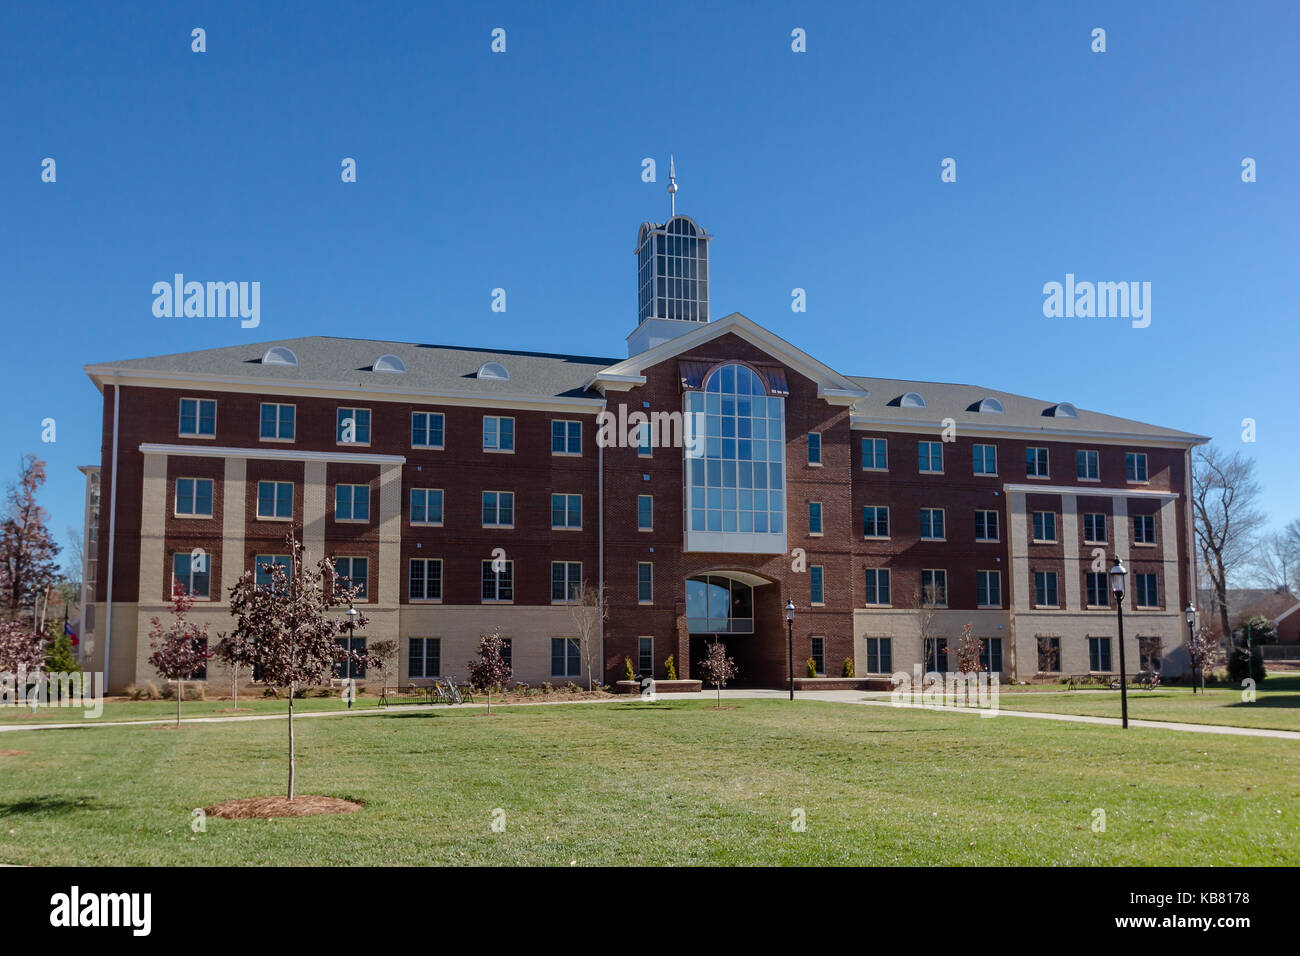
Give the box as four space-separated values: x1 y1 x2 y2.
785 600 795 701
345 603 358 702
1109 557 1129 729
1185 603 1200 695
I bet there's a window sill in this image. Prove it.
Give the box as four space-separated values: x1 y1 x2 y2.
861 467 889 474
259 437 296 444
553 526 583 532
1031 539 1057 545
551 451 582 458
1133 541 1157 548
173 513 215 520
638 601 654 606
919 470 944 476
920 537 946 543
863 604 893 609
977 538 1002 544
411 522 444 528
256 516 294 522
807 462 823 468
336 443 373 449
1083 540 1108 547
408 599 443 605
1077 477 1101 483
1025 474 1051 480
412 444 445 452
863 535 891 541
481 600 514 605
482 525 515 531
178 433 218 440
483 448 515 455
334 518 370 525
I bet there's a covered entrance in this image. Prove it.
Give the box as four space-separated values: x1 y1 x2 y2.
684 571 785 687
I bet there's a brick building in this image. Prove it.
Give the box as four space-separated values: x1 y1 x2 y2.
78 201 1207 693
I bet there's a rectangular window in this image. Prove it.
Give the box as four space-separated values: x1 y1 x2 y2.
1136 573 1160 608
1085 572 1110 608
259 403 295 440
638 637 653 676
1133 514 1155 545
921 569 948 607
411 412 445 449
979 638 1003 674
866 637 892 674
552 419 581 455
332 556 368 599
551 561 582 603
175 477 214 517
1034 571 1059 607
810 637 825 676
1139 636 1162 673
863 505 890 538
974 510 999 542
334 635 368 680
551 638 581 678
410 488 444 526
920 508 945 540
1076 449 1099 480
918 441 943 474
808 501 823 535
551 493 581 530
256 480 293 519
976 570 1001 608
864 568 891 606
409 558 443 601
500 637 513 674
1083 513 1107 544
1037 636 1061 673
861 437 887 471
254 554 291 591
1089 636 1113 672
483 415 515 452
336 407 371 445
409 637 441 678
972 444 997 476
481 560 514 602
810 565 825 605
335 483 370 521
187 637 208 680
482 491 515 528
1026 446 1049 478
1032 511 1057 543
635 422 652 457
807 432 822 465
179 397 217 438
925 638 949 673
637 562 653 604
638 495 653 531
172 552 210 599
1125 452 1148 482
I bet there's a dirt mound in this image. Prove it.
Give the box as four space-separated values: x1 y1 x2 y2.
203 795 363 819
0 750 31 757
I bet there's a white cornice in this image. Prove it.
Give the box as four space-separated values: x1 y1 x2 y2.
86 367 606 414
139 443 407 465
1002 482 1180 500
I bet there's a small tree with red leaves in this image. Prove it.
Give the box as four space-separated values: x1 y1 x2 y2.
148 583 213 726
226 534 377 799
697 639 738 709
0 619 45 709
954 622 983 674
467 628 512 714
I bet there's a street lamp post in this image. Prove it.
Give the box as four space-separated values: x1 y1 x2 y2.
345 602 358 706
785 600 795 701
1110 557 1129 729
1185 603 1200 695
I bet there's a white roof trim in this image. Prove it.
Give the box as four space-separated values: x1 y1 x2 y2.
1002 482 1180 500
140 443 407 465
849 416 1206 446
593 312 862 396
1273 602 1300 625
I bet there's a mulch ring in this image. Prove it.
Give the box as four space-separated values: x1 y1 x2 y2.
203 795 363 819
0 750 31 758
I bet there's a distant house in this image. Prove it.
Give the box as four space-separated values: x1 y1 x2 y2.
1197 587 1300 644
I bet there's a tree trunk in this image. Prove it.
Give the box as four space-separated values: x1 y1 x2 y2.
231 664 238 709
487 686 491 715
176 679 182 728
288 683 296 800
716 685 721 709
1215 570 1231 651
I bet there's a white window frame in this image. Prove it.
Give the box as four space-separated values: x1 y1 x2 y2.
808 501 823 536
259 402 296 442
807 432 822 466
550 561 582 604
174 477 214 518
974 509 1000 542
918 440 944 475
409 558 443 602
551 419 582 456
972 443 997 476
1133 513 1156 546
481 559 514 603
1032 511 1058 544
976 570 1002 609
178 397 217 439
1082 512 1107 545
637 494 653 532
411 412 445 450
1126 452 1149 483
1026 446 1050 479
332 556 369 601
921 569 948 607
861 437 888 472
863 568 891 607
551 493 582 531
920 507 946 541
336 407 372 446
1033 570 1059 608
256 480 293 520
334 483 371 523
482 491 515 529
483 415 515 453
863 505 890 540
410 488 444 527
1076 448 1100 482
637 562 654 605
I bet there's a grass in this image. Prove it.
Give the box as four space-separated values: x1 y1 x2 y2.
993 675 1300 732
0 695 384 724
0 698 1296 865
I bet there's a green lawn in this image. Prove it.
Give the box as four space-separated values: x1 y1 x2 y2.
0 695 384 725
994 676 1300 732
0 699 1295 865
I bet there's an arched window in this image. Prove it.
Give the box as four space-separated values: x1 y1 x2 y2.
685 364 785 542
899 391 926 408
685 575 755 634
477 361 510 381
374 353 407 373
262 346 298 367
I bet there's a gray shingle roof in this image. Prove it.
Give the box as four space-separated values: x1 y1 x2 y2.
85 334 1206 441
846 375 1205 442
87 336 619 402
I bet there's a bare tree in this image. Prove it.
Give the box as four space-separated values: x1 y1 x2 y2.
0 456 61 620
1192 446 1266 647
913 586 942 672
1248 529 1300 593
566 581 606 691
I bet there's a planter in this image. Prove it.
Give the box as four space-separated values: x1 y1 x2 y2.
615 679 703 694
791 677 894 692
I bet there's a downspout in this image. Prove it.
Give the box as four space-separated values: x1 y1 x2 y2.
103 375 122 690
597 407 605 687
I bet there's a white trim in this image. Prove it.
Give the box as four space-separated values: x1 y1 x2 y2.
850 416 1204 447
1002 482 1179 500
139 443 406 465
1273 602 1300 626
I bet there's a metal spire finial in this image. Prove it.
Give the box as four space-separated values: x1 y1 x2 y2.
667 155 678 216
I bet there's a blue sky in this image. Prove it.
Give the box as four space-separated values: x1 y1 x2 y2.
2 1 1297 568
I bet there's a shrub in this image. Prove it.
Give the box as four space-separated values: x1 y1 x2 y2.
806 657 818 678
623 657 636 681
1227 647 1266 684
664 654 677 680
842 657 855 678
541 682 553 695
563 681 580 694
145 681 161 700
262 686 279 698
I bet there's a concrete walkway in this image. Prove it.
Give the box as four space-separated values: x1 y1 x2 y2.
2 688 1298 741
